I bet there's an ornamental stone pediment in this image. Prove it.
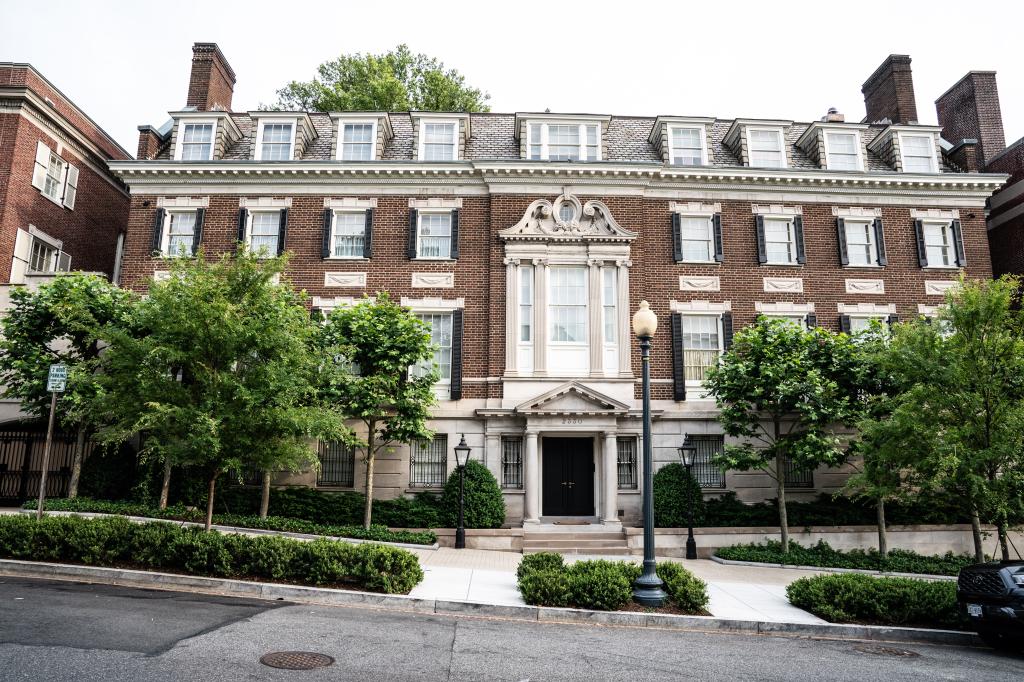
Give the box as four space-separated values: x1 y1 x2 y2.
514 381 630 416
500 191 637 243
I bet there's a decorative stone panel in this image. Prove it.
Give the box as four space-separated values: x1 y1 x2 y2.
763 277 803 293
924 280 958 296
679 276 720 292
845 279 885 294
324 272 367 288
411 272 455 288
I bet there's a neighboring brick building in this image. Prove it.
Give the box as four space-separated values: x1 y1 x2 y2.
112 45 1006 525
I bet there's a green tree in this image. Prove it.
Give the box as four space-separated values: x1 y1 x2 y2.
317 292 437 529
273 44 490 112
0 274 135 498
705 319 861 552
92 249 346 530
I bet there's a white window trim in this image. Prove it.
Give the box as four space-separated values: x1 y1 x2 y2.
337 120 378 161
41 150 68 205
245 209 283 256
758 312 810 329
668 124 708 166
745 126 787 169
897 132 938 174
920 219 959 270
824 130 864 172
417 119 459 161
675 211 717 264
160 209 199 257
843 217 880 267
174 120 218 161
679 312 724 386
254 118 297 161
762 215 798 265
327 209 368 260
547 266 588 346
413 311 455 386
527 122 603 162
415 209 455 261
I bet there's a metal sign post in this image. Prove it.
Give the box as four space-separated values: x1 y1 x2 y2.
36 364 67 520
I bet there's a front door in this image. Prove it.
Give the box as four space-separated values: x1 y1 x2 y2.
541 437 594 516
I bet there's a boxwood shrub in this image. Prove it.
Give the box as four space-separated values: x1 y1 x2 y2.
440 460 506 529
0 515 423 594
786 573 961 630
653 463 706 528
715 540 972 576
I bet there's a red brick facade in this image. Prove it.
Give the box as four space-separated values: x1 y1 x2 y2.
862 54 919 124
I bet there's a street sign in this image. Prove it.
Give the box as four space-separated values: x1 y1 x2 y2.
46 364 68 393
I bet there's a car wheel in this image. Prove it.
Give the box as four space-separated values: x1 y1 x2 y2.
977 629 1024 653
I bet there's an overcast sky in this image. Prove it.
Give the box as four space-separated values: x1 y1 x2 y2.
2 0 1021 157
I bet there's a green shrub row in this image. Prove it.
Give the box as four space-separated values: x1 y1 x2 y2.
23 498 437 546
0 514 423 594
786 574 961 630
715 540 973 576
516 552 710 613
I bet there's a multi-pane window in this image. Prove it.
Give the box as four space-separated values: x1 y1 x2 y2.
341 123 374 160
410 435 448 488
763 315 807 328
422 122 456 161
924 222 954 266
681 315 721 382
689 435 726 488
332 212 366 257
848 316 885 334
617 438 637 490
527 123 600 161
42 151 66 201
258 122 294 160
680 216 714 262
519 266 533 342
413 313 454 380
549 267 587 343
845 220 876 266
166 211 197 255
826 132 860 171
602 268 617 344
670 127 704 165
501 437 523 489
748 128 785 168
249 212 279 254
764 218 796 264
548 124 581 161
179 123 214 160
317 441 355 487
900 134 936 173
29 238 58 272
417 213 452 258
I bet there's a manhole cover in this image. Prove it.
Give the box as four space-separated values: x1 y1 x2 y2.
853 644 920 658
260 651 335 670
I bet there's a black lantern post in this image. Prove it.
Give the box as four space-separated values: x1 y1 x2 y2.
631 301 667 607
677 435 698 560
453 434 471 549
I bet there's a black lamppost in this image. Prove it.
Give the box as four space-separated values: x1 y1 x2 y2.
677 435 698 560
632 301 667 607
453 434 470 550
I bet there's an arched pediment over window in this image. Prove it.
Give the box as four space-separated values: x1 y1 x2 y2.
500 191 637 243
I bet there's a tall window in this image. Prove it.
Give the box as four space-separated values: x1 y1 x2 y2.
417 213 452 258
410 435 447 487
548 124 581 161
422 122 456 161
845 220 876 266
179 123 214 160
616 438 637 490
414 313 453 380
258 122 294 160
670 127 705 165
825 132 860 171
924 222 954 266
764 218 796 264
332 212 365 257
29 238 58 272
900 134 936 173
689 435 726 488
42 151 66 201
527 123 600 161
501 437 523 489
602 268 617 344
249 212 279 254
681 316 722 382
783 456 814 488
519 266 533 342
341 122 374 160
166 211 197 255
317 441 355 487
680 216 714 262
748 128 785 168
549 267 586 343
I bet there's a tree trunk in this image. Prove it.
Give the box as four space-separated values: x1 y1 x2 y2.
876 498 888 561
259 471 271 519
67 427 87 499
997 518 1010 561
363 422 376 530
158 461 172 510
775 450 789 554
205 470 220 532
970 508 984 563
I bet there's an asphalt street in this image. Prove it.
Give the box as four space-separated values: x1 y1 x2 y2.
1 577 1022 681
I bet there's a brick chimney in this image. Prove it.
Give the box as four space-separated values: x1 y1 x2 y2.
862 55 918 124
136 125 163 160
186 42 236 112
935 71 1005 170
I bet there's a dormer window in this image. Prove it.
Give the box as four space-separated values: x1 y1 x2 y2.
178 122 215 160
340 122 375 160
421 122 457 161
748 128 786 168
527 122 600 161
825 131 862 171
899 133 937 173
669 126 707 166
255 120 295 160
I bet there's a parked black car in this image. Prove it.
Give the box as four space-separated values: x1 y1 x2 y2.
957 560 1024 651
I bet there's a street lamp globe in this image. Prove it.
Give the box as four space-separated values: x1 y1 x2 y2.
677 435 696 468
454 434 471 468
632 300 657 339
453 434 470 550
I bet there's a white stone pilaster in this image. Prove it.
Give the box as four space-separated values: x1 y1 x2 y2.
588 259 603 376
616 260 632 377
504 258 518 374
603 432 620 525
485 433 502 484
524 431 540 523
533 260 548 375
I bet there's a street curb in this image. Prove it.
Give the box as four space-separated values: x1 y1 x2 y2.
0 559 980 647
16 509 439 551
709 555 957 582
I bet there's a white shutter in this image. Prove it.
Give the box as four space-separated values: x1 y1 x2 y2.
31 141 49 190
57 251 72 272
62 164 79 210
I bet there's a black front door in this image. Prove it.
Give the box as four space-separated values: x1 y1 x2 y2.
541 437 594 516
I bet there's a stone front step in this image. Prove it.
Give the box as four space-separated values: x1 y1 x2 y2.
522 527 630 555
523 547 634 556
522 532 625 541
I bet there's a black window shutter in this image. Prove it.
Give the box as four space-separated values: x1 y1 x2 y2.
836 218 849 266
321 209 332 259
449 309 464 400
839 315 852 334
670 313 686 401
192 208 205 256
671 213 682 263
755 215 767 264
873 218 887 266
887 314 899 326
794 216 806 264
151 208 166 253
408 209 419 259
806 313 817 328
914 219 928 267
237 208 248 246
713 214 724 262
450 209 460 259
722 312 734 350
363 208 374 259
277 208 288 256
951 219 966 266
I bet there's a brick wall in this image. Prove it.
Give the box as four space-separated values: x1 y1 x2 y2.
186 43 236 112
936 72 1005 168
862 55 918 124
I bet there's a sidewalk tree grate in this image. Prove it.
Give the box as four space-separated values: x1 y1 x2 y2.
852 645 920 658
260 651 335 670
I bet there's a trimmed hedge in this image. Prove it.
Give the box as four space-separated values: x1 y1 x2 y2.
715 540 972 576
786 574 961 630
653 463 706 528
516 552 709 613
440 460 506 529
0 514 423 594
23 498 436 545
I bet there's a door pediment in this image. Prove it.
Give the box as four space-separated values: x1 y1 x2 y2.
514 381 630 416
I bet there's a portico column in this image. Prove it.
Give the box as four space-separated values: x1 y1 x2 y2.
588 259 603 376
533 259 547 375
603 432 620 525
616 260 632 377
524 430 540 523
504 258 518 375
